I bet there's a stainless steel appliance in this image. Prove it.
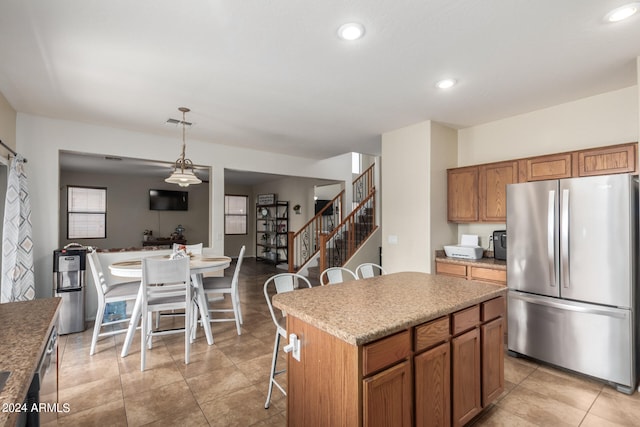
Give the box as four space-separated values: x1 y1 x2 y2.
53 245 86 334
507 173 638 394
18 324 58 427
493 230 507 260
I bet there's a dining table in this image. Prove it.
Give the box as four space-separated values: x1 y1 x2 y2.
108 254 231 357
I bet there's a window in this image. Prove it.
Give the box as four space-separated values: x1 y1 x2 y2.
67 186 107 239
352 152 361 174
225 195 247 235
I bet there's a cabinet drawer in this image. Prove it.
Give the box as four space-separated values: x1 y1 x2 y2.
363 330 411 376
436 262 467 278
470 266 506 285
414 316 450 352
482 296 505 322
452 305 480 335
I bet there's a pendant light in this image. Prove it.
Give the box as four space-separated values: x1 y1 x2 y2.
165 107 202 187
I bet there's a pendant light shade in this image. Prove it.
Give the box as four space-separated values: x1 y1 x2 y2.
165 107 202 187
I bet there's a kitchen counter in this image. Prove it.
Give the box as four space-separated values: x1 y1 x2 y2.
0 298 61 427
275 271 507 426
273 271 506 346
435 249 506 270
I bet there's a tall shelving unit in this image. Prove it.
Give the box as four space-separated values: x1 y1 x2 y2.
256 201 289 265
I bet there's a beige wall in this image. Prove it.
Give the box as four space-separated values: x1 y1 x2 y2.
428 122 458 270
381 121 431 273
59 170 210 249
458 86 638 166
0 91 16 154
381 120 458 273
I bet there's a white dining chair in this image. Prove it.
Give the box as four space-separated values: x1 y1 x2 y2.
140 256 193 371
355 262 387 279
320 266 357 285
201 246 245 335
263 273 312 409
87 250 141 356
156 243 204 329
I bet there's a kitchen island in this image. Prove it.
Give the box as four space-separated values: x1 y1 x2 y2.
0 298 61 427
273 271 507 427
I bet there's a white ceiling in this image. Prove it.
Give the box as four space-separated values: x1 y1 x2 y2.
1 1 640 161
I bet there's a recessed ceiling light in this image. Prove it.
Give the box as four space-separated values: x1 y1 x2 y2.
337 23 365 41
605 3 639 22
436 79 457 89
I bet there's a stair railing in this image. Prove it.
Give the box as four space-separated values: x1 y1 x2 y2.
288 191 343 272
319 190 376 271
353 163 375 204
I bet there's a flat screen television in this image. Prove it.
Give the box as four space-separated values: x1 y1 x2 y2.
314 199 334 216
149 189 188 211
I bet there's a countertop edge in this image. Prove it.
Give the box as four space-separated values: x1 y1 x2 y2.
0 298 61 427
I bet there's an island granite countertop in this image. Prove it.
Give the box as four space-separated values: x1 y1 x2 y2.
273 271 506 346
0 298 61 427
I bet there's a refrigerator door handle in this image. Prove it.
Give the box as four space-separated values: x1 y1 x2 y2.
547 190 556 287
561 188 570 288
510 291 628 318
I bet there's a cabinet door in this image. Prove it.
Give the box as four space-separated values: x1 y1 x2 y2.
363 360 412 427
520 153 572 182
479 161 518 222
481 317 505 406
415 343 450 427
577 143 636 177
447 167 478 222
451 328 481 427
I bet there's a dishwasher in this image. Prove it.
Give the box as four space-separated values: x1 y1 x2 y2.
17 324 59 426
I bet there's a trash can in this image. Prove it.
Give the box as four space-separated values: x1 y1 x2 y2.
53 247 87 335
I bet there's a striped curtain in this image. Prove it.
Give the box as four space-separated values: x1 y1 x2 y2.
1 155 34 302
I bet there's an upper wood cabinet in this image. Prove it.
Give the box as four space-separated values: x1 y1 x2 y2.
479 161 518 222
447 166 478 222
519 153 572 182
577 143 636 177
448 142 637 223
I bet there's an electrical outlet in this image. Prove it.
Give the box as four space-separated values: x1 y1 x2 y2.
489 235 494 242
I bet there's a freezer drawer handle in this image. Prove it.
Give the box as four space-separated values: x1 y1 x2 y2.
547 190 556 287
561 189 570 288
510 291 628 319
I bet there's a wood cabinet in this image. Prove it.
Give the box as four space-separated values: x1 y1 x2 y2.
577 143 636 177
448 142 637 223
364 361 412 427
519 152 572 182
481 318 504 404
447 167 478 222
286 295 506 427
479 161 518 222
448 160 517 223
415 343 450 427
435 260 507 286
452 328 481 426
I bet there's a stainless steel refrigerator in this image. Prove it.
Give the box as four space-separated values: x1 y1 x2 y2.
507 173 639 394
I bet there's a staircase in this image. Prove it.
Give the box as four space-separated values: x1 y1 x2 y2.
289 163 377 283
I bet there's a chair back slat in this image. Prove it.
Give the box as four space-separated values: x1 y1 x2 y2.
87 251 109 294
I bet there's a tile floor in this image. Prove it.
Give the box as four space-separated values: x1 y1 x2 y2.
53 259 640 426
